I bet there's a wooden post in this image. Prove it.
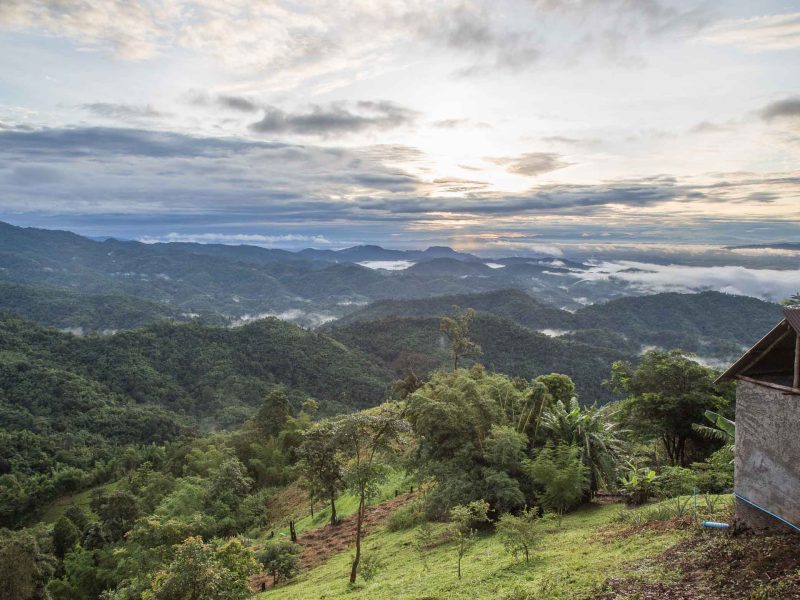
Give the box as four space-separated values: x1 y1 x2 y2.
794 334 800 389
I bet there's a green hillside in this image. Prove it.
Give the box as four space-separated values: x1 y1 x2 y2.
0 282 198 332
328 313 633 403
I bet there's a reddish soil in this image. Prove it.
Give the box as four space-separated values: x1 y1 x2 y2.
591 531 800 599
250 492 414 592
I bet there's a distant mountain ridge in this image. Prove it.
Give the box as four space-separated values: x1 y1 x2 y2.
330 288 781 360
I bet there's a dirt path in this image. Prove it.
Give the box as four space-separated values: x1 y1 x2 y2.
250 492 414 592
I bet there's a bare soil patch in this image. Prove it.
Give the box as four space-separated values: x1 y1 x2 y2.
592 531 800 599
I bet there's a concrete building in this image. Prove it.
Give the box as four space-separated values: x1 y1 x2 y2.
716 307 800 533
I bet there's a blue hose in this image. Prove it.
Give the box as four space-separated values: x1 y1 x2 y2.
701 521 729 529
735 493 800 533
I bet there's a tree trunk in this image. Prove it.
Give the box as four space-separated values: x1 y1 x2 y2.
452 351 458 372
349 493 365 583
330 494 337 526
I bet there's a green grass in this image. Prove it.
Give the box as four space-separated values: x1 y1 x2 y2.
38 481 119 525
259 503 690 599
257 469 413 541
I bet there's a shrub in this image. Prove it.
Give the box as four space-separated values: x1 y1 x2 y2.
357 552 384 582
526 444 589 521
656 466 698 499
618 463 657 506
496 507 549 562
256 540 301 586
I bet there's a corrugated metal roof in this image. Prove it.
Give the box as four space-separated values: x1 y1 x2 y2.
783 307 800 334
715 318 793 383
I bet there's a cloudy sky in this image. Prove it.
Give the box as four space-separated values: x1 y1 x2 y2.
0 0 798 251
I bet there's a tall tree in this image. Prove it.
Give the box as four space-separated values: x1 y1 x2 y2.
298 422 344 526
609 350 730 466
440 306 482 371
254 388 292 439
334 406 409 584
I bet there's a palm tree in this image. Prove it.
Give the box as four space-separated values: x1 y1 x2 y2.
539 398 627 495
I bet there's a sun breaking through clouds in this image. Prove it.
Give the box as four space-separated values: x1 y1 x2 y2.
0 0 798 248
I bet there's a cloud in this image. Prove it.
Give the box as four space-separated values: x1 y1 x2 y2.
0 0 169 59
250 101 416 136
138 232 333 246
760 97 800 121
1 126 798 248
491 152 571 176
80 103 164 119
575 260 800 302
5 165 64 185
218 95 260 113
700 12 800 52
432 118 490 129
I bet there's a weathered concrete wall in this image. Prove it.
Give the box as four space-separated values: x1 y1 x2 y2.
735 380 800 533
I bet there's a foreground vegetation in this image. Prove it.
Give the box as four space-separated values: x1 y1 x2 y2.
2 300 787 600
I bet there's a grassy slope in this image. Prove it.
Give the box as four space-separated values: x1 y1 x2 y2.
261 502 694 600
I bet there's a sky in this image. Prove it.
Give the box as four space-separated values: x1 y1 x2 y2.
0 0 799 252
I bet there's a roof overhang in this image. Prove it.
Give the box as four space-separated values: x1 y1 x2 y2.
715 307 800 386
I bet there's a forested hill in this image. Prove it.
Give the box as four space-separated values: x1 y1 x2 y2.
327 313 635 403
331 289 781 359
0 314 391 424
329 289 574 330
0 282 211 332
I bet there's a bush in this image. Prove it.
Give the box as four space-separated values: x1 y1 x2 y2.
618 463 657 506
357 552 384 582
656 466 698 499
256 540 301 586
496 507 550 562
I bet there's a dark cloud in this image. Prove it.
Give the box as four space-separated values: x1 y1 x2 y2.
0 126 288 159
250 101 416 136
218 95 260 113
760 97 800 121
491 152 571 176
80 103 164 119
411 6 542 73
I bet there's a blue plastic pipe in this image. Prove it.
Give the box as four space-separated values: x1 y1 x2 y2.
735 493 800 534
701 521 730 529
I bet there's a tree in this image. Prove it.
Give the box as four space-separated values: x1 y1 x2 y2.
0 528 55 600
440 306 482 371
539 398 625 495
407 369 545 516
526 444 589 523
781 292 800 307
448 500 489 579
257 541 301 587
205 458 253 516
610 350 731 466
496 507 546 562
253 388 292 439
52 516 81 560
143 536 258 600
535 373 576 405
335 406 409 583
298 422 344 526
91 490 139 542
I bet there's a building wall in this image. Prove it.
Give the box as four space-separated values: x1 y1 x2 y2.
734 379 800 533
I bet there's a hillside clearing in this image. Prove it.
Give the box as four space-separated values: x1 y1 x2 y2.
260 503 688 599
